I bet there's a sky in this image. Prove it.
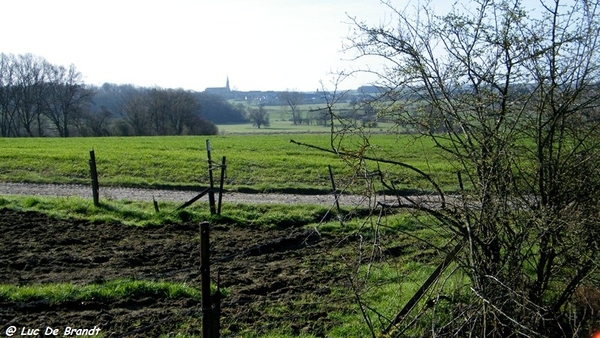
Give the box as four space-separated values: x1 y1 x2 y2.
1 0 403 92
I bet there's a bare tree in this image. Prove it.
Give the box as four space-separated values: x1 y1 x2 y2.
0 53 19 137
0 53 52 137
300 0 600 336
14 54 49 136
43 64 93 137
147 87 172 135
75 106 113 136
280 90 304 125
121 87 214 136
166 89 201 135
121 92 151 136
246 103 270 128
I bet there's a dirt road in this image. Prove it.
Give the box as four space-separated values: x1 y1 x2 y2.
0 182 374 207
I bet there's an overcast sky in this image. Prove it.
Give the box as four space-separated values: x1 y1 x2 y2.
5 0 551 92
2 0 406 92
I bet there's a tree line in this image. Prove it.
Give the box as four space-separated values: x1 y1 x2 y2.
0 53 247 137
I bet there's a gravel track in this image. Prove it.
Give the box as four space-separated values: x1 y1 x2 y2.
0 182 373 207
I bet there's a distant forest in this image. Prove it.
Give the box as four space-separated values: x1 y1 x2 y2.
0 53 247 137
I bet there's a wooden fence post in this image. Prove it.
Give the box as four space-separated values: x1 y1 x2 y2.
217 156 226 215
384 239 464 334
206 140 216 215
328 165 343 227
153 196 160 213
89 149 100 207
200 221 213 337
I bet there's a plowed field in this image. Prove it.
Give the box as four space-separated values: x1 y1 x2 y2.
0 209 349 337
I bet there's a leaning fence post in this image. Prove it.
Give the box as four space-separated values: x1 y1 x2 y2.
383 239 464 334
200 221 213 337
217 156 226 215
206 140 216 215
89 149 100 207
328 165 344 227
152 196 160 213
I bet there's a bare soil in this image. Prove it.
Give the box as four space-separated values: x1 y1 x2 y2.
0 208 350 337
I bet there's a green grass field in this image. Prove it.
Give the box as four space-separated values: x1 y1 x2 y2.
0 279 205 304
219 102 398 134
0 133 457 194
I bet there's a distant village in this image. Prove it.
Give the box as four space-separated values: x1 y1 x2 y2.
204 77 383 105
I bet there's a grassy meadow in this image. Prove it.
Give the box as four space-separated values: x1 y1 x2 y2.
219 102 398 134
0 133 457 194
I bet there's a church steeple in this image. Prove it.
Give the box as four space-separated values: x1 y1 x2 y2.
204 77 231 96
